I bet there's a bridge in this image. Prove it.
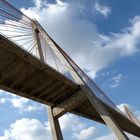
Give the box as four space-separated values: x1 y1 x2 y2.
0 1 140 140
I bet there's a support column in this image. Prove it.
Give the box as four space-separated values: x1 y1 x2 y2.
32 22 63 140
47 106 63 140
81 86 129 140
34 28 44 62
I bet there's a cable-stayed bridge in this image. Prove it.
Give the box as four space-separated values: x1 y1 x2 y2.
0 1 140 139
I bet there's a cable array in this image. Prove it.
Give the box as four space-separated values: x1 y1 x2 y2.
0 0 37 54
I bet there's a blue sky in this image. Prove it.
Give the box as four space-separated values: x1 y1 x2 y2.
1 0 140 139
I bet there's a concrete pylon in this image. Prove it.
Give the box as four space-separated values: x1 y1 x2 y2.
47 106 63 140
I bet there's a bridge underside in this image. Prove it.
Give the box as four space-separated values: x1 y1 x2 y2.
0 34 140 137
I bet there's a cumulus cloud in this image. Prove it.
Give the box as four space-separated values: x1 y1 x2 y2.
59 113 97 139
0 115 138 140
0 118 51 140
59 113 86 132
10 97 43 113
73 126 96 140
0 114 97 140
20 0 140 80
10 98 28 109
0 91 43 113
94 1 111 18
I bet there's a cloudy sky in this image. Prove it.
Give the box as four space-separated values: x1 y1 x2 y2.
0 0 140 139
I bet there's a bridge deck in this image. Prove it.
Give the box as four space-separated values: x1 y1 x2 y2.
0 34 79 106
0 34 140 137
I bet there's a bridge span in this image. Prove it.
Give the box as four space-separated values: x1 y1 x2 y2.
0 1 140 139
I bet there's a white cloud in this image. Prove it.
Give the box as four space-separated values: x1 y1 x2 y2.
92 17 140 71
0 107 139 140
110 74 123 88
0 91 43 112
59 113 98 139
10 97 43 113
59 113 86 132
20 0 140 77
0 98 8 104
94 1 111 18
10 98 29 109
73 126 96 140
0 118 51 140
0 114 97 140
0 0 140 82
87 70 97 79
34 0 43 9
21 0 98 76
25 105 42 112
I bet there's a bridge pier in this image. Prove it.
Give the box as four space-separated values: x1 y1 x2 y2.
47 106 63 140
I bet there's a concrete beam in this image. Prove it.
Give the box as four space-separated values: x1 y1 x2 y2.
47 106 63 140
52 90 85 118
34 28 44 62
